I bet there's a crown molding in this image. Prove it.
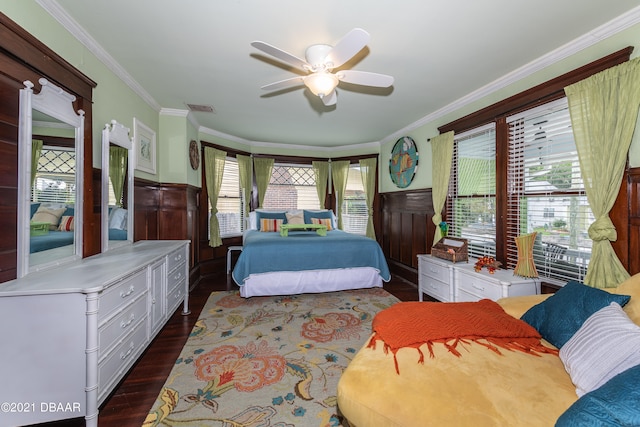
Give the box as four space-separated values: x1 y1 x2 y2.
198 126 380 153
36 0 162 111
381 5 640 145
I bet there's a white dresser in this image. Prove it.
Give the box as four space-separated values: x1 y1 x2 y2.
417 254 455 302
0 240 189 427
417 255 539 302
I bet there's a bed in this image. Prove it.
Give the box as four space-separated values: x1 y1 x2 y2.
232 225 391 298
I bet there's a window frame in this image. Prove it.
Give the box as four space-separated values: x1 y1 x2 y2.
437 47 632 278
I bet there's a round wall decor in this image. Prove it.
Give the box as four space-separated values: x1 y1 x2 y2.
189 140 200 170
389 136 419 188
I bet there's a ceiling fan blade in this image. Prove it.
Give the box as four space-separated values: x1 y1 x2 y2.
260 76 305 91
324 28 370 69
337 70 394 87
251 41 310 72
321 90 337 106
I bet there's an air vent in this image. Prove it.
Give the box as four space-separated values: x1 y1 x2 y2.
187 103 216 113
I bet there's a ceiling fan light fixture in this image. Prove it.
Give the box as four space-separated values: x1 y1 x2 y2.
304 72 339 97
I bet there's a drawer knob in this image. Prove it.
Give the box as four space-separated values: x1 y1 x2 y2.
120 314 135 329
120 285 135 298
120 342 135 360
472 284 485 291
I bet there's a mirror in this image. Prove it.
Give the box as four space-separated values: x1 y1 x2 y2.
101 120 134 252
17 78 84 277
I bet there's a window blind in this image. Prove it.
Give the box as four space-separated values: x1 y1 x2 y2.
216 157 244 237
507 98 592 282
263 164 320 211
341 165 367 235
32 146 76 205
447 123 496 258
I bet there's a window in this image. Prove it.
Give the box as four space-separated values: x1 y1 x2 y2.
32 146 76 204
506 98 592 282
447 124 496 258
263 164 320 210
341 164 368 235
213 157 244 237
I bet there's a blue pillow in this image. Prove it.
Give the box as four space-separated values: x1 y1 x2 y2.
555 364 640 426
63 206 74 217
520 281 630 348
30 202 41 218
256 211 287 231
303 210 334 227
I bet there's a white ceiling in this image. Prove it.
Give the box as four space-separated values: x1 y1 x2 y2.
43 0 640 148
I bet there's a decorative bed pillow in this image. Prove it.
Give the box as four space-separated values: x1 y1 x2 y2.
555 364 640 426
311 217 332 231
559 302 640 397
108 207 128 230
285 211 305 225
303 209 335 228
256 211 287 230
58 216 75 232
31 206 66 230
260 218 283 232
520 281 630 348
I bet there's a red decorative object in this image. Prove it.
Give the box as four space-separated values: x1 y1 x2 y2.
474 256 502 274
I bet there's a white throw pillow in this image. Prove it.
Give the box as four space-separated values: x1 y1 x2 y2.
559 302 640 397
108 207 127 230
285 211 304 225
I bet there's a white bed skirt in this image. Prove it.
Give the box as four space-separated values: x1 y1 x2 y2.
239 267 384 298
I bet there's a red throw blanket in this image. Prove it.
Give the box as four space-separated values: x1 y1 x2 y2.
368 299 558 374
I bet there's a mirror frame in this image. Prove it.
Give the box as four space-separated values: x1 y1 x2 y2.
17 78 85 278
101 120 135 252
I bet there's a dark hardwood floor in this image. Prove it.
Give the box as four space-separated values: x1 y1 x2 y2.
35 272 418 427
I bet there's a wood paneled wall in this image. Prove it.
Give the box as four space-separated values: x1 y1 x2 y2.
380 189 435 284
133 178 200 281
628 168 640 276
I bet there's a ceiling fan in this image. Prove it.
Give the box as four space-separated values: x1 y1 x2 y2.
251 28 394 106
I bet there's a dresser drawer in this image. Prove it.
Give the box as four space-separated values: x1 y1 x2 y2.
167 247 186 273
98 294 148 355
167 280 185 314
99 269 147 323
167 264 186 292
456 272 502 301
419 276 451 302
419 258 451 283
98 319 147 403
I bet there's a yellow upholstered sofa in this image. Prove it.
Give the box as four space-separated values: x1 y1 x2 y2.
337 273 640 427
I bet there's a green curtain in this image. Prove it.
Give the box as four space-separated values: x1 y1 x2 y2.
109 145 128 207
237 154 252 216
359 157 377 240
254 157 274 208
430 131 454 245
31 139 43 188
312 161 329 208
565 57 640 288
204 146 226 247
331 160 350 230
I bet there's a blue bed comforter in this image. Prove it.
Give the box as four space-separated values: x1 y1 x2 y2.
30 231 74 253
232 229 391 285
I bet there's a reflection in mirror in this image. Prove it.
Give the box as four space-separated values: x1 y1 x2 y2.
17 78 84 278
101 120 134 252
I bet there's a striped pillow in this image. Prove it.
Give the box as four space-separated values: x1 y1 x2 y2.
311 217 332 231
559 302 640 397
260 218 283 232
58 216 75 231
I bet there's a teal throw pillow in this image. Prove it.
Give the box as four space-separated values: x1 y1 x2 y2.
555 364 640 426
256 211 287 231
520 281 630 348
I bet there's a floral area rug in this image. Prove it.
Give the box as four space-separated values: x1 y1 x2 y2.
143 288 399 427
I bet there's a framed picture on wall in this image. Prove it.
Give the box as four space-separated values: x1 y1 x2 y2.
134 117 156 174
